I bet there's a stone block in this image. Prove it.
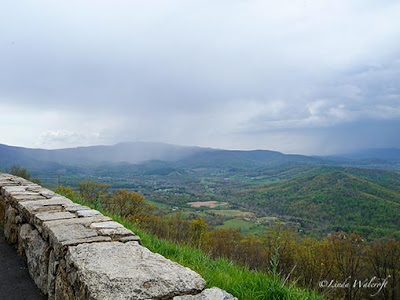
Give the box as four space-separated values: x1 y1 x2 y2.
63 204 91 213
34 211 77 230
65 241 206 300
47 250 57 300
88 221 141 243
0 180 19 187
76 209 102 217
20 223 50 295
47 222 104 259
17 197 74 223
1 186 28 198
4 205 19 244
55 266 74 300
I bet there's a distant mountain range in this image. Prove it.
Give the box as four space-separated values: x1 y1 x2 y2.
0 142 399 171
0 142 204 169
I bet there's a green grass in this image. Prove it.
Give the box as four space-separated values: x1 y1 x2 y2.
217 218 270 235
145 199 174 209
218 218 255 230
69 198 323 300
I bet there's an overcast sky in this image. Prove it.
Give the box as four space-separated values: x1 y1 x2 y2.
1 0 399 154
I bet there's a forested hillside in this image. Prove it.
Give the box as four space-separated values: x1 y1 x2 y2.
234 171 400 239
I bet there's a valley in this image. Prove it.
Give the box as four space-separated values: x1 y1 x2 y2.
5 142 396 241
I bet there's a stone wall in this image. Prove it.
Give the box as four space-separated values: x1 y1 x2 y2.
0 174 236 300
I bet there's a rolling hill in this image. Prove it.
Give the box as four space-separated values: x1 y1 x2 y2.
235 170 400 239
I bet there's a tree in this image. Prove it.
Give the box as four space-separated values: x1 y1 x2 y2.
189 218 208 248
78 180 110 207
368 239 400 300
55 186 78 200
328 231 365 300
206 228 243 260
106 189 153 222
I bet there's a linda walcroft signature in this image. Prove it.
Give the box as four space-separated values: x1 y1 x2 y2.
319 276 391 297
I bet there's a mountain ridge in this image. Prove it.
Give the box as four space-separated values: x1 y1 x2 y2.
1 142 399 171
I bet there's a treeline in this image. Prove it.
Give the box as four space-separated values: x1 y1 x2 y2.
56 181 400 300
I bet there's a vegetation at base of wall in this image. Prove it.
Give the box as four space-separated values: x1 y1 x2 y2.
56 186 323 300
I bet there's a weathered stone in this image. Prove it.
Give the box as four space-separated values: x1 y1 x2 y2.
52 236 112 260
40 190 58 199
45 196 73 204
65 241 206 300
41 216 113 242
99 227 134 237
10 194 47 202
1 186 27 198
46 222 102 258
19 223 50 295
55 266 74 300
9 191 43 198
0 174 16 180
0 180 19 187
173 287 238 300
35 211 77 222
34 211 77 229
76 209 101 217
47 250 57 300
44 215 112 228
20 197 73 208
17 197 74 222
64 204 91 213
11 177 36 186
118 235 141 243
4 205 19 244
0 195 6 224
89 221 134 238
50 223 99 243
60 236 112 248
89 221 125 230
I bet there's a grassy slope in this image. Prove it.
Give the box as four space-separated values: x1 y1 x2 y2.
237 171 400 240
67 196 323 300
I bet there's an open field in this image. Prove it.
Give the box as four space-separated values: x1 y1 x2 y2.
187 201 227 208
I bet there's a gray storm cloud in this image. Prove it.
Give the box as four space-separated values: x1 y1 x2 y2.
0 0 399 154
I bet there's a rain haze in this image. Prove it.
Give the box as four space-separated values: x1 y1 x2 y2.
1 0 399 155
